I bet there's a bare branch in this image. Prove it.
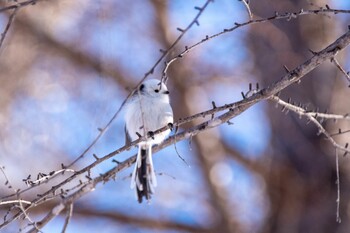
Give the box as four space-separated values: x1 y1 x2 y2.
270 96 350 154
238 0 253 20
332 57 350 87
61 203 73 233
2 29 350 228
0 7 18 51
162 7 350 77
336 148 341 223
66 0 213 168
0 199 31 206
0 0 39 13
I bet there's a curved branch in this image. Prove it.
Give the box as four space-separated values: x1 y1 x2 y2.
15 27 350 232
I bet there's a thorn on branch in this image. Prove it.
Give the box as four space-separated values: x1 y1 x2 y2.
97 128 103 132
177 27 185 32
145 68 154 76
306 118 312 124
325 4 330 10
61 163 66 169
93 154 99 160
234 22 241 26
211 101 216 119
212 101 217 109
194 6 202 11
159 48 166 54
227 120 234 125
308 49 318 55
241 92 246 99
283 65 290 73
112 159 121 164
201 35 209 42
136 132 142 138
194 20 200 26
344 143 349 156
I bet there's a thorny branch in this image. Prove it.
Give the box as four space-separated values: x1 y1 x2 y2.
1 1 350 232
162 6 350 78
0 0 215 204
65 0 213 169
270 95 350 154
331 57 350 86
2 26 350 232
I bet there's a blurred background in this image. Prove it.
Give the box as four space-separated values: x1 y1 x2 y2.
0 0 350 232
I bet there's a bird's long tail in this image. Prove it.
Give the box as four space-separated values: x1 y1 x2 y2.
130 145 157 203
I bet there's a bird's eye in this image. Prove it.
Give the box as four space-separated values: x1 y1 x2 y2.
139 84 145 91
154 89 159 93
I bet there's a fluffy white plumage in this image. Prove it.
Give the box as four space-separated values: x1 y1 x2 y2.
124 79 173 203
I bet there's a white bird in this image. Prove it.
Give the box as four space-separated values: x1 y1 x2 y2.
124 79 173 203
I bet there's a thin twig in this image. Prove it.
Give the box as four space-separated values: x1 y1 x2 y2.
173 139 190 167
0 7 18 50
330 129 350 137
0 0 39 13
332 57 350 86
18 196 39 233
26 203 66 233
270 96 350 154
335 148 341 223
160 0 213 83
0 199 31 206
61 203 73 233
239 0 253 20
162 7 350 78
0 166 11 188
